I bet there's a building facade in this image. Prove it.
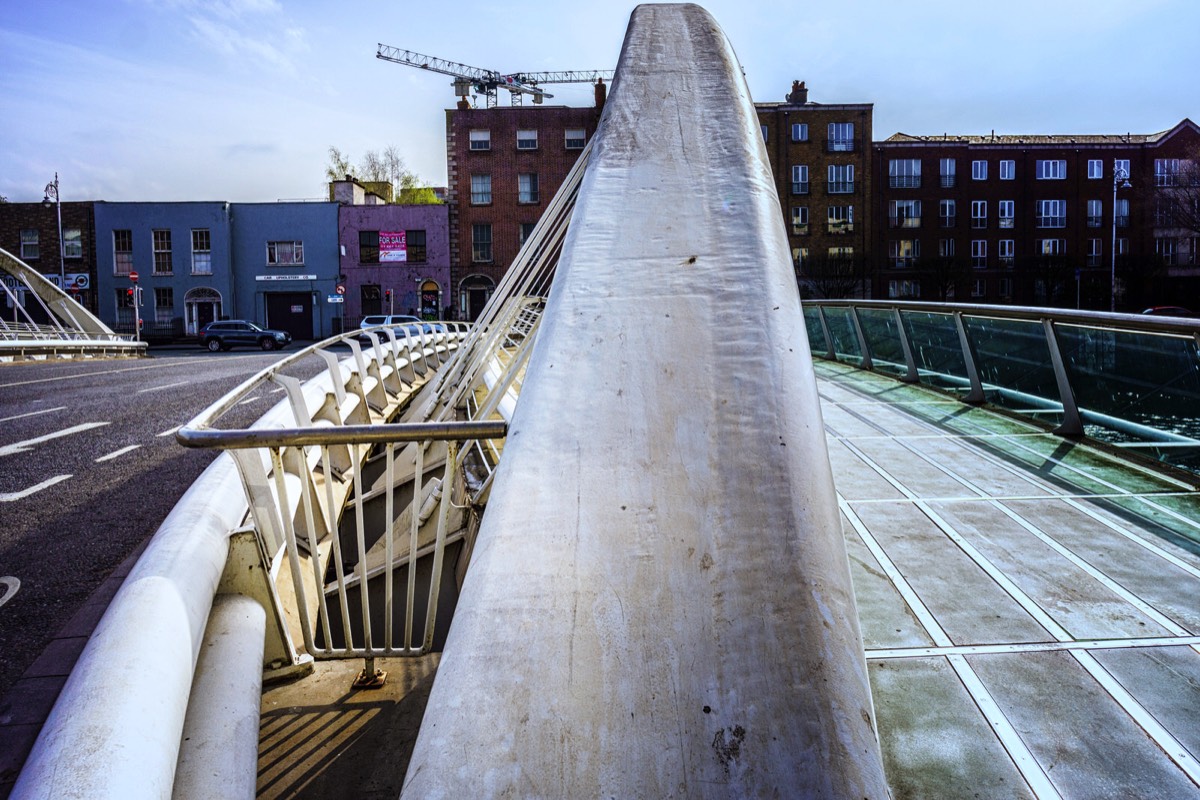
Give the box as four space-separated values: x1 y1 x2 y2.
445 92 604 319
756 81 875 298
0 201 98 319
871 119 1200 310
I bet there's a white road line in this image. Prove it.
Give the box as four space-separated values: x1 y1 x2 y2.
237 395 261 405
0 474 72 502
0 576 19 609
137 380 191 394
869 635 1200 660
157 426 181 438
95 445 142 463
0 362 186 388
0 422 110 457
0 406 67 424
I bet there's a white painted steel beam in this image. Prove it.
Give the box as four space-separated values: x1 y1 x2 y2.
403 4 887 797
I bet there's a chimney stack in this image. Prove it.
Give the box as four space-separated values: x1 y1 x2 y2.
595 78 607 110
787 80 808 105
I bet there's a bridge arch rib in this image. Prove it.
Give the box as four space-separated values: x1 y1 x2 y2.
402 4 888 797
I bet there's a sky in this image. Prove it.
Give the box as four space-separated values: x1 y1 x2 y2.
1 0 1197 204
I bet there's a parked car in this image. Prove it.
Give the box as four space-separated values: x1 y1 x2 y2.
198 320 292 352
358 314 445 341
1140 306 1198 318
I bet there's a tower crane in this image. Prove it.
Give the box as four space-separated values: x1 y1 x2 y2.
376 44 614 108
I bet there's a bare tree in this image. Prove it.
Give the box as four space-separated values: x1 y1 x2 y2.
799 252 868 299
324 146 354 185
325 144 440 204
1154 153 1200 236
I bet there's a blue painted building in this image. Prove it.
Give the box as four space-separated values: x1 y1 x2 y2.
94 202 233 337
229 203 340 340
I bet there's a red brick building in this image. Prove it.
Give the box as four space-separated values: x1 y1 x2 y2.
445 92 604 319
871 119 1200 310
756 81 874 298
0 201 98 317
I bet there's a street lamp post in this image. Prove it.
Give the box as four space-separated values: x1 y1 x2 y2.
1111 166 1131 313
42 173 65 290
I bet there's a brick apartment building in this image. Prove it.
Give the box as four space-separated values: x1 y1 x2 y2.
756 81 874 299
445 86 605 319
0 201 97 318
872 119 1200 309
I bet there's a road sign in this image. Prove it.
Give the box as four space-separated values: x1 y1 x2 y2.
335 284 346 295
129 271 139 284
326 295 345 304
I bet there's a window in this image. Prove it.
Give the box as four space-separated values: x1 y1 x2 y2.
888 159 921 188
889 239 919 268
791 165 809 194
472 223 492 262
519 223 537 246
114 230 133 275
1036 199 1066 228
1036 239 1065 256
20 229 39 260
152 229 172 274
1000 160 1015 180
998 200 1015 229
793 247 809 268
827 205 854 234
791 123 808 142
828 164 854 194
999 239 1015 267
828 122 854 151
890 199 921 228
518 173 539 204
1116 237 1129 257
971 239 987 268
1154 199 1174 227
470 174 492 205
939 238 955 258
517 129 538 150
1087 238 1102 267
972 160 988 181
791 206 809 235
1088 159 1103 179
154 287 174 324
760 125 768 143
940 158 956 188
998 278 1013 297
971 279 986 298
939 199 956 228
1115 198 1129 227
267 240 303 266
1156 237 1177 265
565 129 586 149
469 130 491 151
191 229 212 274
359 230 380 264
888 279 920 299
828 246 854 261
1114 158 1131 179
1155 159 1181 187
407 229 427 262
971 200 987 229
1036 160 1067 180
63 228 82 259
1087 199 1103 228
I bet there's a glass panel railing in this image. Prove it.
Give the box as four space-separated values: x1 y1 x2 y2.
803 306 827 355
899 311 971 393
821 306 864 366
855 308 908 379
961 316 1064 427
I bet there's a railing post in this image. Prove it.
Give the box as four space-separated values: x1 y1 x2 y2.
893 307 919 382
1043 318 1084 436
816 306 835 359
848 305 874 371
953 311 986 404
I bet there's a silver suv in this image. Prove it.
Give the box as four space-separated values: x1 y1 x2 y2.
358 315 443 341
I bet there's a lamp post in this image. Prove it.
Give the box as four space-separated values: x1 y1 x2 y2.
1111 166 1131 312
42 173 65 289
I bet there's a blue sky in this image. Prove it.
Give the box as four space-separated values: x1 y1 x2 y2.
2 0 1197 203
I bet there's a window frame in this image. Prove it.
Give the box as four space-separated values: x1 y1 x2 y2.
20 229 40 260
518 172 540 204
113 230 133 276
1088 159 1103 179
972 160 988 181
790 123 808 142
406 229 427 263
469 129 491 151
791 164 809 195
827 164 855 194
1000 160 1016 181
998 200 1015 229
152 229 173 275
516 129 538 150
565 128 586 149
471 223 493 263
971 239 987 268
191 228 212 275
827 122 855 152
470 174 492 205
1036 159 1068 180
266 240 304 266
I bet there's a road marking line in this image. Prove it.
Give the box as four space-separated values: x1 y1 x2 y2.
0 474 72 502
238 395 261 405
0 362 185 388
137 380 190 394
0 422 111 457
0 576 19 609
157 426 181 438
95 445 142 463
0 406 68 424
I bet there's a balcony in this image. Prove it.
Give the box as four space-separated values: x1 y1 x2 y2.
940 175 956 188
889 216 922 229
791 181 809 195
889 176 921 189
999 218 1015 229
1036 216 1067 229
792 223 810 236
1115 215 1130 227
828 139 855 153
939 215 956 229
1087 216 1103 228
828 221 854 235
971 218 987 230
828 181 855 195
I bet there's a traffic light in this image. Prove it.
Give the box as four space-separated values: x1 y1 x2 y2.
127 288 134 298
385 290 392 301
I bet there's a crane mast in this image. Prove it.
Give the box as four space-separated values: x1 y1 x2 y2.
376 44 613 108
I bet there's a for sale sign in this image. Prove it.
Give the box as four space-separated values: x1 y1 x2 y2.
379 231 407 263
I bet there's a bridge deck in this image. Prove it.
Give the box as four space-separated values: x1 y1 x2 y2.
252 360 1200 799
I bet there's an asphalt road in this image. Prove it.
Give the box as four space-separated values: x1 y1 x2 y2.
0 345 331 699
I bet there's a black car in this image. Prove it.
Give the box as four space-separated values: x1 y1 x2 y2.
199 320 292 352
